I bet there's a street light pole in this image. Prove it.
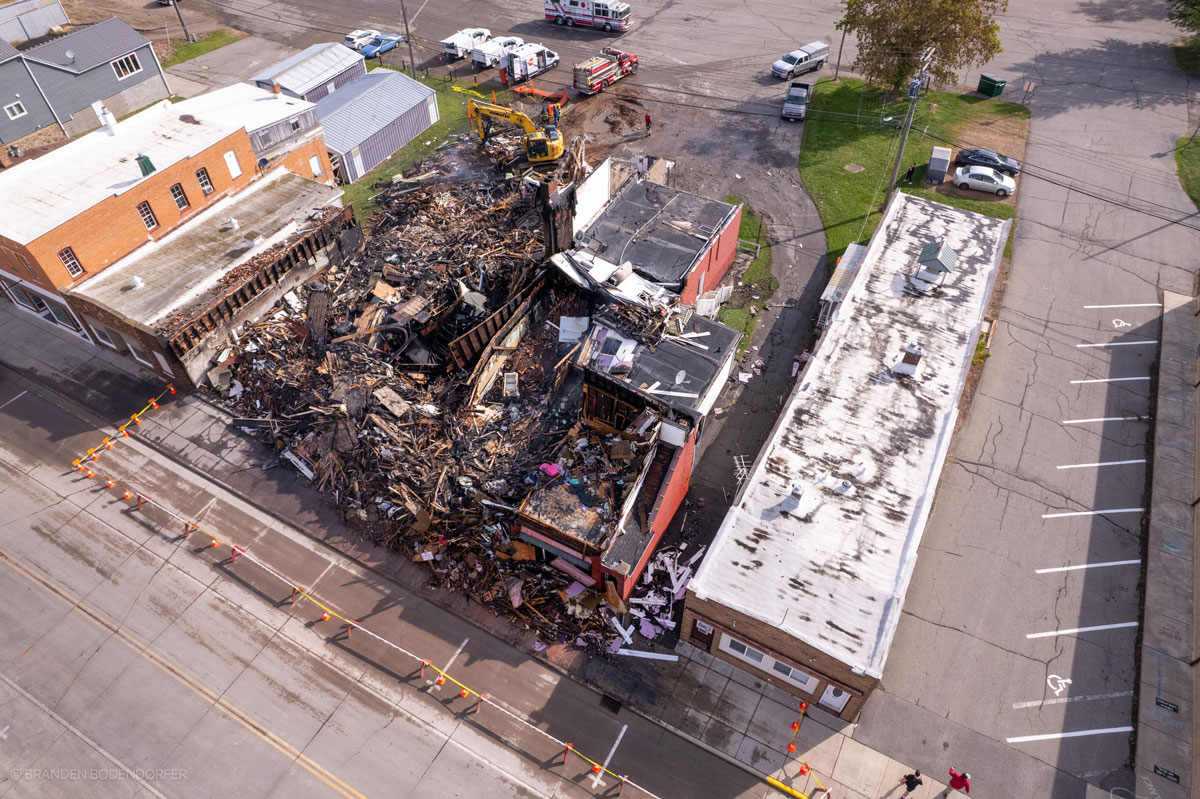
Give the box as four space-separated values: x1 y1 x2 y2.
400 0 416 75
171 0 192 43
833 27 847 80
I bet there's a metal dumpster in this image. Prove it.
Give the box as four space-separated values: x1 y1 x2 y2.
977 74 1006 97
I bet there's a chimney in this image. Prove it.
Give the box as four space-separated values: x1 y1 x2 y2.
271 81 282 96
91 101 118 135
891 342 924 377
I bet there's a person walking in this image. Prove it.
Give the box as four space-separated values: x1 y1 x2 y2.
941 767 970 796
904 163 917 183
644 113 652 134
899 770 923 797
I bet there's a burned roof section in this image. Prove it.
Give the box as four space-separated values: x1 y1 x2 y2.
575 179 739 286
689 193 1010 677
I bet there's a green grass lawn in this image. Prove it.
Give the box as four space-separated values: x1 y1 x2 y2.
717 196 775 356
160 30 244 68
1175 138 1200 210
798 78 1029 264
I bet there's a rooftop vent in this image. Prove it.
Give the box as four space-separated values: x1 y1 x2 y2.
908 240 958 294
135 154 155 177
128 276 145 290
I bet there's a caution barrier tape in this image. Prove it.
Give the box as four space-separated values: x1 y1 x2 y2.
75 441 661 799
70 384 177 475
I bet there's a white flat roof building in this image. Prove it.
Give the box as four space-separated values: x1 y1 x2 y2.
689 193 1009 687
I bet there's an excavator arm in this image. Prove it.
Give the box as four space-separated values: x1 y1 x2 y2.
467 99 539 137
466 99 564 165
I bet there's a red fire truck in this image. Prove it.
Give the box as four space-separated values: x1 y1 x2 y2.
573 48 638 94
544 0 633 32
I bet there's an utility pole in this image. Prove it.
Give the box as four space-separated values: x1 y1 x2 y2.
885 48 933 207
833 27 847 81
170 0 192 43
400 0 416 75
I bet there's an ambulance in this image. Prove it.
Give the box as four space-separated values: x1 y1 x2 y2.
544 0 633 32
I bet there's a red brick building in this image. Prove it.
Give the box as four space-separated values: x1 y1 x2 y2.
0 83 354 385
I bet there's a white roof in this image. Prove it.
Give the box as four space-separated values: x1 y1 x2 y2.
0 83 315 246
248 42 364 96
689 194 1009 677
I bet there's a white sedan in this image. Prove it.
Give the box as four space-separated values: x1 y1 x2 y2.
953 165 1016 198
344 29 380 50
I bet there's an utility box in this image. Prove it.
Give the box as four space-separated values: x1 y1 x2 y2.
977 74 1006 97
927 146 952 184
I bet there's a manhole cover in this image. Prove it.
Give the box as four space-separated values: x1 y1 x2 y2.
844 163 865 173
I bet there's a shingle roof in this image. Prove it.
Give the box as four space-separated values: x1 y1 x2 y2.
23 18 148 74
315 71 435 153
248 42 364 97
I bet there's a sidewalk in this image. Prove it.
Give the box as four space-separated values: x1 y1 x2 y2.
2 300 951 799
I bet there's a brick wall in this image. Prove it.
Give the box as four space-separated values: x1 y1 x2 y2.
272 137 337 186
680 206 741 304
66 292 185 383
682 591 877 720
0 239 51 288
25 130 259 289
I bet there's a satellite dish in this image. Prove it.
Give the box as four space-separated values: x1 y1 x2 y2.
64 49 75 62
674 369 686 385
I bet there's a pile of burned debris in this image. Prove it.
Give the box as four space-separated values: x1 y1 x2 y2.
203 160 696 652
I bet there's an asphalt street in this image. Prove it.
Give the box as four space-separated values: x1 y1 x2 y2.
0 367 772 799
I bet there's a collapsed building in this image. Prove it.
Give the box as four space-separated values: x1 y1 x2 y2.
207 140 742 647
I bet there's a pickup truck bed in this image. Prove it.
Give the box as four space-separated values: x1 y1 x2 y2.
782 81 810 121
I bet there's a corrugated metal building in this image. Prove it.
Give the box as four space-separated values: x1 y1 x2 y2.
315 70 438 183
249 43 366 103
0 0 69 44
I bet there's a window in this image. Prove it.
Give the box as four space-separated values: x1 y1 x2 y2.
170 183 189 210
137 201 158 230
224 150 242 178
720 634 765 664
124 336 153 366
47 303 79 330
89 321 117 349
195 167 214 195
111 53 142 80
309 155 322 177
58 247 83 277
4 101 26 120
290 118 302 132
771 660 820 693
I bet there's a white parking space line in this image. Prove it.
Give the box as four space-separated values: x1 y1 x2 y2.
429 637 469 692
0 390 27 412
588 723 628 789
1056 459 1146 470
1075 341 1158 348
1068 377 1151 384
1012 690 1134 709
1061 416 1145 425
1006 726 1133 743
1035 560 1140 574
1041 508 1143 519
1026 622 1138 639
1083 303 1162 309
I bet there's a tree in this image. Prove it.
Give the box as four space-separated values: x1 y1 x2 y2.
1168 0 1200 34
837 0 1008 92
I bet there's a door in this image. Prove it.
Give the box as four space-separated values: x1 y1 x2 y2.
350 147 364 179
689 619 715 649
819 683 851 714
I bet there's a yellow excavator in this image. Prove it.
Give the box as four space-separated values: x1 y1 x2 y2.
467 99 563 164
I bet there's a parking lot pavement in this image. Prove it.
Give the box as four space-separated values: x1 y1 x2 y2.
165 36 299 97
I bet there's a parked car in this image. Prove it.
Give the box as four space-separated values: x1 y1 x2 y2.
344 29 380 50
361 33 404 58
771 41 829 79
954 147 1020 176
954 165 1016 197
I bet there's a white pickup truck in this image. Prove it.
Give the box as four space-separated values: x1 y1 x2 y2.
441 28 491 60
782 81 810 121
472 36 524 69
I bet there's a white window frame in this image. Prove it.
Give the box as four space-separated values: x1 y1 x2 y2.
58 247 83 277
195 167 214 195
4 101 26 120
769 659 821 694
111 53 143 80
123 335 154 367
290 118 302 132
718 633 765 665
309 155 322 177
0 277 35 310
224 150 242 179
170 183 189 210
137 201 158 230
88 321 118 349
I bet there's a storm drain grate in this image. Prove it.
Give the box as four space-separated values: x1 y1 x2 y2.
599 694 622 714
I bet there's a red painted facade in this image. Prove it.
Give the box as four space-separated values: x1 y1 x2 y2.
679 206 742 304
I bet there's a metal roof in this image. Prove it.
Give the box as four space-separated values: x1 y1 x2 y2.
248 42 364 97
0 40 19 62
917 240 958 273
315 70 435 154
23 18 148 74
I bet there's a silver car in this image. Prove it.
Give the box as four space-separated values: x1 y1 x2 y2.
953 165 1016 198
